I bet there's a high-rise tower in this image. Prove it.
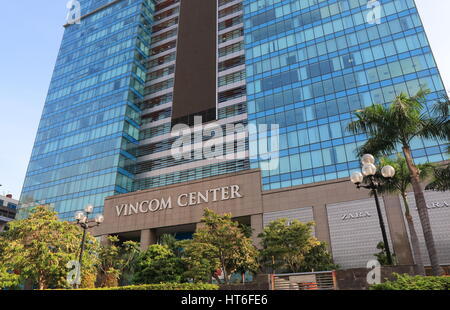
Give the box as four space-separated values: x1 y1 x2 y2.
19 0 154 220
20 0 448 231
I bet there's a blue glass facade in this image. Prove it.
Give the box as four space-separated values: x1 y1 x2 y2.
19 0 155 220
244 0 448 191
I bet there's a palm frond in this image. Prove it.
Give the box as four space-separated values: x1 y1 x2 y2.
349 89 448 165
430 94 450 118
375 154 434 196
348 103 400 157
419 118 449 141
410 88 430 106
426 165 450 192
356 136 397 158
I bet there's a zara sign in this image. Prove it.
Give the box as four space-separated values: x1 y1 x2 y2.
114 185 243 217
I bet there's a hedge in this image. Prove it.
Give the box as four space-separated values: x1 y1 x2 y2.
370 273 450 290
72 283 219 290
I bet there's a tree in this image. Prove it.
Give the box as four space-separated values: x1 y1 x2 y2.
183 209 259 284
374 241 397 266
239 223 253 239
259 218 321 273
426 165 450 192
159 233 183 257
371 155 434 275
0 266 20 289
178 240 220 283
97 235 140 287
300 242 338 273
348 89 449 275
0 206 98 289
133 244 184 284
157 233 218 283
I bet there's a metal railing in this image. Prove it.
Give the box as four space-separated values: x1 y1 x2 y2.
271 271 337 290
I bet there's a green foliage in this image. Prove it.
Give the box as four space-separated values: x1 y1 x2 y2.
159 233 182 257
97 235 140 287
348 89 449 158
374 242 397 266
426 165 450 192
259 218 324 273
0 266 20 289
63 283 219 290
133 244 184 284
0 205 98 290
375 155 434 199
348 89 449 276
178 239 220 283
239 223 253 238
373 154 434 220
104 283 219 290
300 242 339 272
370 273 450 290
372 155 428 274
181 209 259 284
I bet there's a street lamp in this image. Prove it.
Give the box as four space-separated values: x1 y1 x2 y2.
350 154 396 266
74 204 104 288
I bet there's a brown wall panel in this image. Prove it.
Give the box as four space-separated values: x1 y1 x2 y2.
172 0 217 123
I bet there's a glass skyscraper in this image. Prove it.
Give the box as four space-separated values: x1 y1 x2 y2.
244 0 447 190
19 0 154 220
19 0 448 220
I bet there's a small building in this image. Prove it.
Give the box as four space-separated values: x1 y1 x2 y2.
0 194 18 232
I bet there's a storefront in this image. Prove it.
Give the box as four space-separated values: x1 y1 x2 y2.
94 169 450 269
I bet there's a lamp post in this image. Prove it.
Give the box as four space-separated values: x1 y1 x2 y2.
74 204 104 288
350 154 396 266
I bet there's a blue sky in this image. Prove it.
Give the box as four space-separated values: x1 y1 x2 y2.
0 0 449 199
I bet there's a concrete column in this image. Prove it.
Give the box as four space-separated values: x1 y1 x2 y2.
383 194 414 265
251 214 264 249
313 204 333 253
140 229 157 251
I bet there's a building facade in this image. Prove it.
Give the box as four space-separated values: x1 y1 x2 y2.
95 169 450 269
245 0 447 190
19 0 155 220
132 0 250 192
21 0 449 268
0 194 18 232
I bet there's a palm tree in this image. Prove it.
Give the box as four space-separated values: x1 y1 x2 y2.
348 89 449 276
374 154 434 275
426 165 450 192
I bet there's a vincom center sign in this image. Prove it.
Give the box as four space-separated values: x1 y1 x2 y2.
115 185 243 217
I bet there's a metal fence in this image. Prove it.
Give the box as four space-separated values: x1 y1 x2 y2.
271 271 337 290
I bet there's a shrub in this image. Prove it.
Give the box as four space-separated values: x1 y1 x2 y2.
108 283 219 290
61 283 219 290
133 244 185 284
370 273 450 290
259 218 336 273
98 236 140 287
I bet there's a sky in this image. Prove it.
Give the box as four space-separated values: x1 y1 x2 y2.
0 0 449 199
